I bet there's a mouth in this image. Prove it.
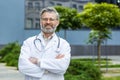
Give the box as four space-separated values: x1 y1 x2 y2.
45 24 53 28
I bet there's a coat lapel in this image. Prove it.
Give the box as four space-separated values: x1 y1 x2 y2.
37 33 58 51
45 34 58 50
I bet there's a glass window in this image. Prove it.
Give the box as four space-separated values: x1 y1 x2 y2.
49 1 55 6
35 18 40 29
56 3 62 6
72 4 77 9
25 0 40 29
26 18 33 29
35 2 40 10
78 5 83 11
28 2 33 9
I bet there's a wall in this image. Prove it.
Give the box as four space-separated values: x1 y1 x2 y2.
0 0 120 46
0 0 24 44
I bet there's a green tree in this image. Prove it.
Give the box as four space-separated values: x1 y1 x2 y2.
55 6 82 38
79 2 120 68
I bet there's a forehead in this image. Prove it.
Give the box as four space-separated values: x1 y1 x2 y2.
41 12 57 18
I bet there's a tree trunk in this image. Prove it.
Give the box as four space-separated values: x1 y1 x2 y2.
97 39 101 69
64 30 67 39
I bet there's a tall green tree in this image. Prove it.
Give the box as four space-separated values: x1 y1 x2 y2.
55 6 82 38
79 2 120 68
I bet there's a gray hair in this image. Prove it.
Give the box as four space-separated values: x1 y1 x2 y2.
40 7 59 20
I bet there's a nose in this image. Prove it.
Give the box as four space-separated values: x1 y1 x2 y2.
46 19 51 23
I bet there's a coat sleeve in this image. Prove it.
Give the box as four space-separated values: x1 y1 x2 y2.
18 40 44 78
40 40 71 75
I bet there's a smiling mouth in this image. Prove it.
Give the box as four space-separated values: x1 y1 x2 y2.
45 25 53 28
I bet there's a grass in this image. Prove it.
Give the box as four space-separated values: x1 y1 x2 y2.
71 58 120 68
103 76 120 80
101 64 120 68
72 58 120 80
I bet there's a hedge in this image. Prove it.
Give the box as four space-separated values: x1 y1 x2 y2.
0 42 102 80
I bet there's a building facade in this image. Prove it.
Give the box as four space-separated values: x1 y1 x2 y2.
25 0 94 29
0 0 120 56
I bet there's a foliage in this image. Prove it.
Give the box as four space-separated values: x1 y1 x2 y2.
65 59 102 80
79 2 120 31
0 42 17 60
1 42 120 80
0 42 21 68
0 42 102 80
79 2 120 68
87 29 111 44
55 6 82 31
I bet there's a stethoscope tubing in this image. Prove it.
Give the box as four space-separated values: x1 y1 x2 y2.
34 35 60 53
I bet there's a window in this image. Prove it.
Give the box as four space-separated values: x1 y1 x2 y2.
72 4 77 9
35 2 40 10
24 0 94 29
78 5 83 11
49 1 55 6
28 2 33 9
56 3 62 6
26 18 33 29
25 0 41 29
35 18 40 29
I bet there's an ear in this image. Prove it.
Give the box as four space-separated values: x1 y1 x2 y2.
56 20 60 26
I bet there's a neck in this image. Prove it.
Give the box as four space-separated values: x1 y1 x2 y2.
43 33 53 38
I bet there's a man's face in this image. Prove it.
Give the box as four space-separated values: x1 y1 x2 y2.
40 12 59 34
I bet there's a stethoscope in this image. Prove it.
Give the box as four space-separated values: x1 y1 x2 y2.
33 35 60 53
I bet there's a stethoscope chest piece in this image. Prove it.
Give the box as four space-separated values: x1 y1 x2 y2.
56 48 60 53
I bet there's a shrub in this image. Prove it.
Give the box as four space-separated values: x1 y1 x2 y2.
0 42 21 68
0 42 102 79
0 42 17 61
65 59 102 80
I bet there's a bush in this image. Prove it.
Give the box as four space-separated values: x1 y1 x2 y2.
0 42 102 79
0 42 21 68
65 59 102 80
0 42 17 60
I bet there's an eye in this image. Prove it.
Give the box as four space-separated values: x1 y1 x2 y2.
41 18 57 21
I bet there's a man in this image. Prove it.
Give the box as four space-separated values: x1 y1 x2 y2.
18 7 71 80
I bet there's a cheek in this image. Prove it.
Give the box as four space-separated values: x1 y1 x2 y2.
40 21 44 25
55 21 59 26
53 21 58 24
40 22 46 27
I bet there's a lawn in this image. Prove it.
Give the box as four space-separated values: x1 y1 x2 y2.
72 58 120 80
103 76 120 80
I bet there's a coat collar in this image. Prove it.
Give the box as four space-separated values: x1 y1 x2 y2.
37 32 58 50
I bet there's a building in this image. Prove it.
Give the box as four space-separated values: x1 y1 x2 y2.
25 0 94 29
0 0 120 56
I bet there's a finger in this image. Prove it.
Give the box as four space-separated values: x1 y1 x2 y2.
56 54 64 59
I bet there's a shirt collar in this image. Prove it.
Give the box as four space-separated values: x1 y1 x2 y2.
41 32 55 41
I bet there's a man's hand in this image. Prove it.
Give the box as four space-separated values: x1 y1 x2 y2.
55 54 64 59
29 57 38 64
29 54 64 64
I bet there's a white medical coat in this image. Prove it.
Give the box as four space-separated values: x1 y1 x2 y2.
18 33 71 80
